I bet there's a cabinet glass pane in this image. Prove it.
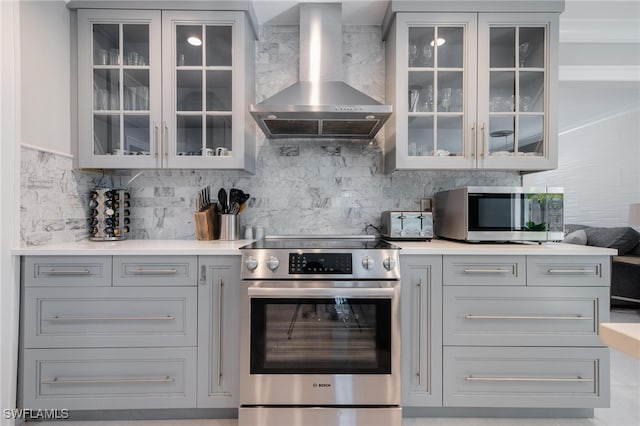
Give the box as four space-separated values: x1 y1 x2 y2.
408 27 435 68
518 115 544 156
124 115 151 155
94 115 120 155
93 70 119 111
519 27 544 68
437 27 463 68
489 116 515 155
93 24 119 65
177 115 203 155
490 27 515 68
409 71 434 112
489 71 515 112
206 26 232 66
177 70 202 111
123 24 149 66
438 71 463 112
437 116 463 156
408 117 434 156
123 70 149 111
206 71 232 111
519 72 544 112
206 116 232 152
176 25 203 67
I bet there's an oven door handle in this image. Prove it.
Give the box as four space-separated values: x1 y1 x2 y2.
247 286 394 299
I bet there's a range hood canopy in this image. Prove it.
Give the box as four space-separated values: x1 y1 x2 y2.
250 3 392 139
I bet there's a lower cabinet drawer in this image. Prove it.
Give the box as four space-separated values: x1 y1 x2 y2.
527 256 611 287
23 256 112 287
443 256 526 286
24 287 197 348
22 347 197 410
113 256 197 286
443 286 609 346
443 346 610 408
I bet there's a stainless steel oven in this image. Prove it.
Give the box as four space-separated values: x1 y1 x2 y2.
239 237 401 426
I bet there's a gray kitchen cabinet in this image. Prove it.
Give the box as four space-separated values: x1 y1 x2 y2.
113 255 198 286
197 256 241 408
23 347 197 410
23 286 197 348
400 255 443 407
443 285 609 347
76 8 255 171
441 254 611 409
23 255 112 287
443 255 526 286
19 255 203 412
383 4 561 172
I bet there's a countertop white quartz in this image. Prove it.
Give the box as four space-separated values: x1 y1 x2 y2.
12 238 617 256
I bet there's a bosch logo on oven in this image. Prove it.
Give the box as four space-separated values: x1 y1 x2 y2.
313 383 331 388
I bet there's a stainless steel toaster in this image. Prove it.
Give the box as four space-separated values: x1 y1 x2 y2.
381 211 433 240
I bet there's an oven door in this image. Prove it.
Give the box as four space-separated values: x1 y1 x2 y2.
240 281 400 406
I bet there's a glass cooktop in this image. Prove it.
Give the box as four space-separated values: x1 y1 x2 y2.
240 236 399 250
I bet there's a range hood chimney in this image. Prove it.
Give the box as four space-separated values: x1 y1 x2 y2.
250 3 392 139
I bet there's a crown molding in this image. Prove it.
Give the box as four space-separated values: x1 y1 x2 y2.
560 19 640 44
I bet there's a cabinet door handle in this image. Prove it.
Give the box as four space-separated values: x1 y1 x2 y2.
153 120 159 158
547 268 597 275
199 265 207 285
465 375 593 383
217 277 224 387
416 278 422 386
48 315 175 321
471 122 476 158
464 314 592 321
463 268 510 274
164 121 169 159
44 269 91 275
42 376 175 385
480 122 487 159
131 268 178 275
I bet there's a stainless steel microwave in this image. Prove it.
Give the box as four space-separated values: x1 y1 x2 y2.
434 186 564 242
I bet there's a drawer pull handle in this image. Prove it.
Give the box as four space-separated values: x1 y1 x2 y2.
42 376 175 385
44 269 91 275
464 314 593 321
465 375 593 383
463 269 511 274
49 315 176 321
131 269 178 275
547 269 597 275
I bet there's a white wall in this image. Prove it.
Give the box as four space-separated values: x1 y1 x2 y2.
19 0 71 155
1 1 20 424
524 81 640 227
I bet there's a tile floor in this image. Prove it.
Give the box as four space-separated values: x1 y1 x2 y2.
32 308 640 426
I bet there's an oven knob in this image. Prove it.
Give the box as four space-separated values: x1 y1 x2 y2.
266 256 280 271
383 257 397 271
245 256 259 271
361 256 375 270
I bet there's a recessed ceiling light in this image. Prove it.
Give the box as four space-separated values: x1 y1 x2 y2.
187 36 202 46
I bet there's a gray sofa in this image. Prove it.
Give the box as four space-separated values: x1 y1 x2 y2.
564 225 640 306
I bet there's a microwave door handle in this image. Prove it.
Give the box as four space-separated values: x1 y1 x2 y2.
247 287 394 299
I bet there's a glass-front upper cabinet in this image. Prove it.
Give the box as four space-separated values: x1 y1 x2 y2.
477 13 558 170
77 9 255 171
384 11 559 172
162 11 254 170
387 13 478 170
78 10 162 169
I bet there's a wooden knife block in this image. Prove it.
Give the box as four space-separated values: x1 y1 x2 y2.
194 206 217 240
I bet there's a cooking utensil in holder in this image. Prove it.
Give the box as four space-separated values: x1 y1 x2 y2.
89 187 130 241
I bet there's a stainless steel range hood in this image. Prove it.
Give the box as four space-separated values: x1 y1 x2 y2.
250 3 392 139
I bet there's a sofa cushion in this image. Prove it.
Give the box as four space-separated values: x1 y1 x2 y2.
565 224 592 234
584 226 640 255
563 229 588 245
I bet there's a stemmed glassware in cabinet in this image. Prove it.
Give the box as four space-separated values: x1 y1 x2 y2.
518 41 530 67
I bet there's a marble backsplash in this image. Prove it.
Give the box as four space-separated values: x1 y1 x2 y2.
19 25 521 244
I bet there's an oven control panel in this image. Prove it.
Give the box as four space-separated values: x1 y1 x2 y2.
289 253 352 274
